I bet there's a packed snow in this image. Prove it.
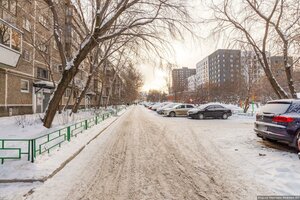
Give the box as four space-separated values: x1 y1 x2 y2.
0 106 299 200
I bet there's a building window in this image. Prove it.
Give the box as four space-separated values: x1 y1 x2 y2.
0 20 22 52
57 64 63 72
22 49 31 61
37 43 49 54
21 79 29 93
22 17 31 32
39 15 49 29
1 0 17 15
64 88 71 98
37 67 49 80
2 0 9 9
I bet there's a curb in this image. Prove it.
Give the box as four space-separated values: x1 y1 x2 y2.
0 110 127 184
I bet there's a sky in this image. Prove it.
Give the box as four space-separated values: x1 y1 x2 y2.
140 1 222 92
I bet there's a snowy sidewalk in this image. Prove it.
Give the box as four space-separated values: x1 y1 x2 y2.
0 108 128 181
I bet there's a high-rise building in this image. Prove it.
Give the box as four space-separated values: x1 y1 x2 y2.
240 51 265 84
270 56 294 87
187 75 197 92
208 49 242 86
196 57 209 86
171 67 196 93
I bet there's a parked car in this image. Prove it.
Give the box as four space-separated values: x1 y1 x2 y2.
157 103 179 115
147 102 156 109
163 104 195 117
254 99 300 151
187 103 232 119
151 102 170 111
144 102 153 108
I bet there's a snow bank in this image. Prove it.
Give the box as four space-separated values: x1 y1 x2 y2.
0 107 129 181
0 108 118 139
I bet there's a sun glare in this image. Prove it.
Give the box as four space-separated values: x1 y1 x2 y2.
141 67 168 92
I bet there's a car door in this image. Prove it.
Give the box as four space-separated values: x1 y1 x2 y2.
175 105 185 115
214 105 225 118
204 106 215 118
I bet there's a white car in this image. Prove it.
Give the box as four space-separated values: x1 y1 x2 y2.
151 102 171 111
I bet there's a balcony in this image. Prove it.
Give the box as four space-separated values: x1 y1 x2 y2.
0 18 22 68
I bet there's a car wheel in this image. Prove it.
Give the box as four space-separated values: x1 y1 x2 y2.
222 113 228 119
296 132 300 152
266 138 277 143
169 112 176 117
198 113 204 120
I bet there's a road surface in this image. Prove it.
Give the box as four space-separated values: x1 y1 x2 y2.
26 106 269 200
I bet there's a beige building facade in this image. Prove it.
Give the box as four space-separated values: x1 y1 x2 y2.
0 0 123 116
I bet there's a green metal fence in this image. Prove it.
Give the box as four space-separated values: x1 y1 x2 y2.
0 106 126 164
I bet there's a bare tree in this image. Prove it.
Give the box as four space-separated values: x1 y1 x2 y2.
208 0 300 99
41 0 192 128
122 66 144 103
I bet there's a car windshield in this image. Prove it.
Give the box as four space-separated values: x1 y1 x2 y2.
161 102 170 107
173 104 182 108
165 103 177 108
260 102 291 115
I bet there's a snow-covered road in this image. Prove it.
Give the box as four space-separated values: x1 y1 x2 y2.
2 105 300 199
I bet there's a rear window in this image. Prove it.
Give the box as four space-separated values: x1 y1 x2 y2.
287 103 300 114
260 102 291 115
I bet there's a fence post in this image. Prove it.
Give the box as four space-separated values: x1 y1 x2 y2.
95 116 98 125
27 140 30 161
1 140 3 164
85 120 88 130
31 139 34 163
67 126 71 142
33 139 36 158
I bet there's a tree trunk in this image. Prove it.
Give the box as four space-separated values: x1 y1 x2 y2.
260 52 289 99
43 68 77 128
64 80 74 111
97 81 104 108
71 74 93 114
105 72 118 108
264 67 288 99
243 96 250 113
283 43 297 98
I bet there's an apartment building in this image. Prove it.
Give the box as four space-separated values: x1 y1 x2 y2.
171 67 196 93
187 75 197 92
196 57 209 86
241 51 265 83
0 0 123 116
208 49 242 86
0 0 62 116
270 56 294 87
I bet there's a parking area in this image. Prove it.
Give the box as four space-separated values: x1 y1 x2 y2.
146 106 300 195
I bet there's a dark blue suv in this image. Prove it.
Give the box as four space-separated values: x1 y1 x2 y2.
255 99 300 151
